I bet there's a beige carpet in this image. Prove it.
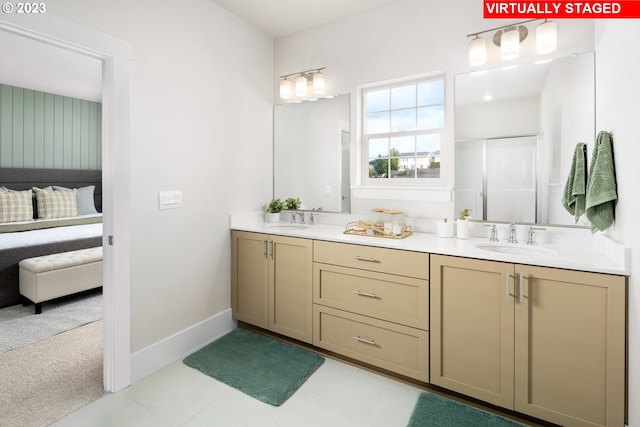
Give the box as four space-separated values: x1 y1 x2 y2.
0 320 104 427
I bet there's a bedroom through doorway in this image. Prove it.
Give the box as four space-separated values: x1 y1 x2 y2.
0 12 132 398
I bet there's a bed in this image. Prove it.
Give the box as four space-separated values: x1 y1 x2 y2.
0 167 103 308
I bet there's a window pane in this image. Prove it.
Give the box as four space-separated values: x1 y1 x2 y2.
391 85 416 110
395 158 416 178
369 138 389 159
417 133 441 154
369 157 390 178
367 112 390 134
391 109 416 132
418 80 444 106
366 89 390 113
391 136 415 156
417 105 444 129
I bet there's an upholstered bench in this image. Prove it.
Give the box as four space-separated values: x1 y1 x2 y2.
19 247 103 314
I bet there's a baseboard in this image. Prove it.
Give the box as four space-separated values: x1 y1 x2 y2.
130 308 236 384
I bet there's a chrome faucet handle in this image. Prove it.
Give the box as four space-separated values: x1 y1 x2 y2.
508 221 518 244
310 212 317 225
290 211 297 224
297 211 305 224
484 224 499 242
526 226 546 245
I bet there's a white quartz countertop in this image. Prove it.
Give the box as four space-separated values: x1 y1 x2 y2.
230 214 630 276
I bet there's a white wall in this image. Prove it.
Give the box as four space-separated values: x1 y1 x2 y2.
50 0 273 353
595 20 640 427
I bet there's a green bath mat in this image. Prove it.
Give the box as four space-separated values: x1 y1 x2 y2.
407 392 527 427
183 328 324 406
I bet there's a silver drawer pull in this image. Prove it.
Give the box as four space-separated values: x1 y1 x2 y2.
353 290 377 298
352 256 378 262
353 336 377 346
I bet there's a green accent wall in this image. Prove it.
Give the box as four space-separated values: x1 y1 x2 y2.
0 84 102 170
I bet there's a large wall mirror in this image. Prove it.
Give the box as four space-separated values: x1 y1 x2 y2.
454 51 595 226
274 95 350 213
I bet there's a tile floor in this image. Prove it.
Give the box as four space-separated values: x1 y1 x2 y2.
53 356 424 427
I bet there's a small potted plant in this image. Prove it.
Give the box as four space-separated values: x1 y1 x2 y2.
265 198 284 223
284 197 301 211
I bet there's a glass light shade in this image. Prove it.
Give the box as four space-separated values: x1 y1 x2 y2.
469 37 487 66
279 78 291 99
536 20 557 54
313 72 325 94
501 29 520 60
296 75 307 97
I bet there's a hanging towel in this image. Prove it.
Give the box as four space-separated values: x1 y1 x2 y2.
561 143 587 222
586 131 618 233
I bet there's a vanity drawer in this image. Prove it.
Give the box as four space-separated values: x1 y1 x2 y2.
314 263 428 330
313 305 429 382
313 240 428 279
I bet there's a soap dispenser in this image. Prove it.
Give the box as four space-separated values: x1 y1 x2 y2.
457 209 471 240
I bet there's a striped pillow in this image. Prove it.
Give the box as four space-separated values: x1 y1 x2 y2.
33 187 78 219
0 190 34 223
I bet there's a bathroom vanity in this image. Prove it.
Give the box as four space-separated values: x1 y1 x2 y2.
230 214 628 427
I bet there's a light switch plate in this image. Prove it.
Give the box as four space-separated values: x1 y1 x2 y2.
158 190 183 210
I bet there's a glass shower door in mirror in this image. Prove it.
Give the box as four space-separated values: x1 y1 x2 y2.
455 135 537 223
486 136 537 223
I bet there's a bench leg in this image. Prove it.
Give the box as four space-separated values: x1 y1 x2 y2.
35 303 42 315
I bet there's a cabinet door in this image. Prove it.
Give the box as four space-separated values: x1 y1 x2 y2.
430 255 515 409
231 231 269 328
514 265 626 427
269 235 313 343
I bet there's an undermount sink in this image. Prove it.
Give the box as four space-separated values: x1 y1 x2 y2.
473 242 558 258
265 223 311 230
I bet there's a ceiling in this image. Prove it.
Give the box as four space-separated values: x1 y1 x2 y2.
210 0 396 38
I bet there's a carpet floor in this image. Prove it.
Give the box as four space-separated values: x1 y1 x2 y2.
408 392 528 427
0 291 103 353
0 320 104 427
184 328 324 406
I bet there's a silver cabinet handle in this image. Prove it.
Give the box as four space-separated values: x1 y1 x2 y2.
268 240 273 260
353 290 377 298
506 271 510 301
263 240 268 259
352 256 378 262
519 272 524 303
353 336 376 345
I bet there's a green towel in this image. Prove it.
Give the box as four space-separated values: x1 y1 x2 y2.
586 131 618 233
561 143 587 222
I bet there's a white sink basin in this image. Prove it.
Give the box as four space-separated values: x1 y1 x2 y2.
265 223 311 230
473 243 558 258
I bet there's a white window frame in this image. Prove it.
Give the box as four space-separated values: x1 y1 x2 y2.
358 72 447 190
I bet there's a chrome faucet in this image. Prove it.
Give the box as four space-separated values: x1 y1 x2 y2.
526 226 546 245
310 212 318 225
508 221 518 244
290 211 297 223
296 211 305 224
484 224 499 242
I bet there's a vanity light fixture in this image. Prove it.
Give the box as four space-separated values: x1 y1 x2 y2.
279 77 291 99
467 19 557 66
469 35 487 66
536 19 557 54
279 67 326 99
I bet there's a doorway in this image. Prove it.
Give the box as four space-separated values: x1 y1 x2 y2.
0 14 131 392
